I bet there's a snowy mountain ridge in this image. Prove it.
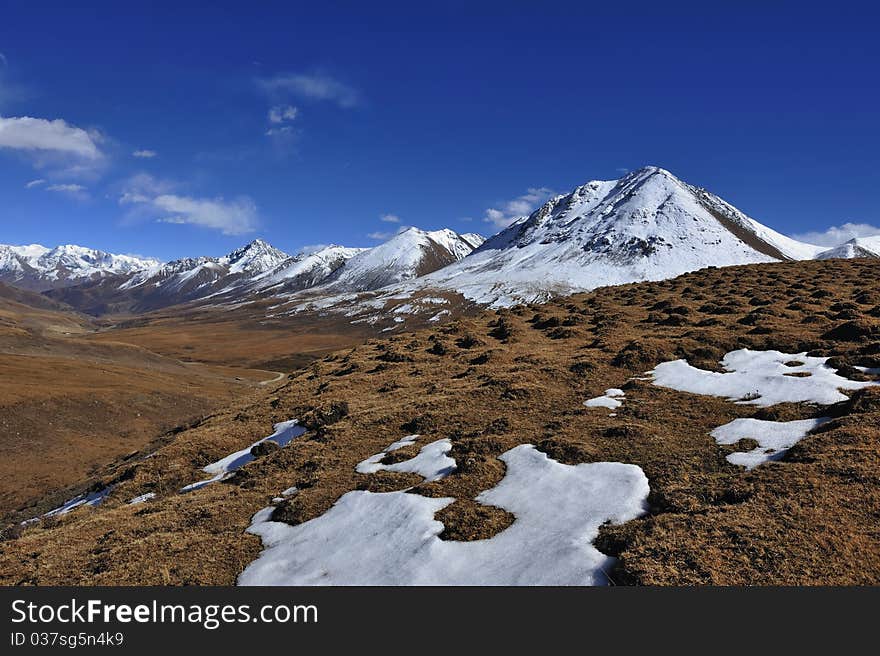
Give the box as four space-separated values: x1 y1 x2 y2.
395 166 831 307
4 166 878 317
0 242 160 292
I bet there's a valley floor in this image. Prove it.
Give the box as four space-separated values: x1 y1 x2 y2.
1 258 879 585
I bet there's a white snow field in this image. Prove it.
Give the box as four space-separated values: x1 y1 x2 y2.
710 417 831 469
355 435 457 482
650 349 875 406
181 420 304 492
584 388 626 409
239 444 649 586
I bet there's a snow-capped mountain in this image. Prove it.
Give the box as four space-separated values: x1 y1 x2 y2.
49 239 291 314
0 243 160 292
254 245 367 293
39 229 483 315
120 238 289 293
399 166 825 307
816 236 880 260
317 228 484 293
9 166 875 322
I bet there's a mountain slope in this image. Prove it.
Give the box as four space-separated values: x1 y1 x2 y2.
317 228 484 292
236 245 366 294
402 166 823 307
0 243 159 292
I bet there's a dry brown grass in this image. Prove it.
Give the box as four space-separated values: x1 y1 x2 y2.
1 258 879 585
0 298 292 519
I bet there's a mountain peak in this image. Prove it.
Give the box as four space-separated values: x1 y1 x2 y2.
411 168 823 307
224 239 290 274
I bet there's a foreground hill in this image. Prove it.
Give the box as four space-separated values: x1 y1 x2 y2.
2 257 877 585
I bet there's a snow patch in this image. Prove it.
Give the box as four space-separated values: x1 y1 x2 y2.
584 388 625 409
128 492 156 505
43 485 115 518
356 436 456 483
181 420 304 492
650 349 874 406
711 417 830 469
239 444 649 586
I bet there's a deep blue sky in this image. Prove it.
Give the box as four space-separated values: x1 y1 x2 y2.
1 1 878 260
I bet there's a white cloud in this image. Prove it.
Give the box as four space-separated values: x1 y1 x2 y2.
151 194 258 235
258 72 360 108
0 52 7 69
380 213 401 223
792 222 880 247
132 149 157 158
46 183 86 193
118 172 175 205
118 173 258 235
0 115 103 159
24 178 45 188
265 125 294 137
268 105 298 124
368 225 410 241
45 183 89 200
265 105 298 143
153 194 258 235
484 186 554 228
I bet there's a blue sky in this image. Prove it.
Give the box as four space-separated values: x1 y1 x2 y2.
1 1 878 260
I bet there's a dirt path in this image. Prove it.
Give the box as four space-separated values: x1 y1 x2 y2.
259 371 286 386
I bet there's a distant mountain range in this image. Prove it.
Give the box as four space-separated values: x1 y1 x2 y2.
0 243 159 292
1 167 876 318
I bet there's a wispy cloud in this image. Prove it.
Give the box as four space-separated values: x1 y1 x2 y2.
265 125 298 139
298 244 330 255
380 213 401 223
24 178 45 188
118 172 175 205
792 222 880 247
264 104 299 144
118 173 258 235
153 194 259 235
268 105 298 124
368 225 410 241
258 72 360 108
484 186 554 228
0 115 103 159
46 183 86 193
45 182 89 200
132 149 157 158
